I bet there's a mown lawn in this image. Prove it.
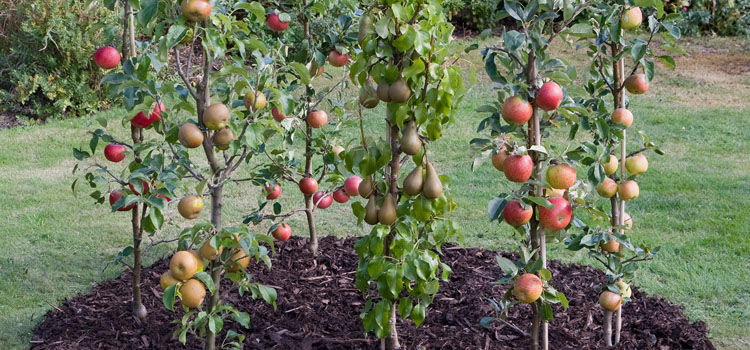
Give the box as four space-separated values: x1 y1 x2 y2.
1 36 748 349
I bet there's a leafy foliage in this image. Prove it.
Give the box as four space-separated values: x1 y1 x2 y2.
0 0 121 120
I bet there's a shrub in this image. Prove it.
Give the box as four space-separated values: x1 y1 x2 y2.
0 0 121 121
674 0 750 36
443 0 504 32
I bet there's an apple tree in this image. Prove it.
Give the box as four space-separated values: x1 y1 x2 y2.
469 1 598 349
346 1 466 348
72 0 177 322
561 0 681 346
240 0 360 256
75 0 310 348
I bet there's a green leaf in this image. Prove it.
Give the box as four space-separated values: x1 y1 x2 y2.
540 302 553 321
162 284 177 311
257 284 277 309
410 302 425 326
137 0 158 27
165 25 188 50
232 311 251 328
557 291 569 310
538 268 552 281
289 62 311 85
193 271 216 294
398 297 412 319
496 256 518 276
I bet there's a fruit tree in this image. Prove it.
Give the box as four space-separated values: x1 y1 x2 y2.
562 0 681 346
346 1 466 348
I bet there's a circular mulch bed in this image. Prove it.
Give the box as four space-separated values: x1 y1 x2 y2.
31 237 714 349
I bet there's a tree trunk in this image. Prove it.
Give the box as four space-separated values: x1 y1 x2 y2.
525 46 546 350
205 185 223 350
611 43 626 345
123 0 146 322
383 117 402 350
604 310 613 347
304 121 319 255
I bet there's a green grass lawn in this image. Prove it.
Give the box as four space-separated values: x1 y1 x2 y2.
1 36 749 349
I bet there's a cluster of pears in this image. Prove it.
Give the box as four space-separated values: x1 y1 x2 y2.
358 76 412 110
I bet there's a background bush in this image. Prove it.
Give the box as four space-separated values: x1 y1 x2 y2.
0 0 121 121
443 0 504 32
674 0 750 36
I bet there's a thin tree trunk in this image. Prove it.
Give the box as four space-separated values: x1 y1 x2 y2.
611 43 626 345
525 46 545 350
604 310 613 347
304 121 318 255
301 2 319 255
124 0 146 321
383 118 402 350
205 186 223 350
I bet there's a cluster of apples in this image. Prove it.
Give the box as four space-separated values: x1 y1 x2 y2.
160 250 207 308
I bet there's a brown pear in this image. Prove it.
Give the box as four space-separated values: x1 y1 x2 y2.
376 82 391 102
358 13 373 45
400 121 422 155
422 161 443 199
379 193 397 225
389 78 411 103
359 176 374 198
364 195 380 225
359 81 379 109
403 165 423 196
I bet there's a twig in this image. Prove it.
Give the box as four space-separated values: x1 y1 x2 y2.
174 48 199 101
545 1 593 47
149 237 179 248
93 162 127 185
310 75 348 110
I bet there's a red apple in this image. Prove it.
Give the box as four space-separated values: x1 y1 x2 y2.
501 95 533 125
307 110 328 128
611 108 633 128
109 190 135 211
272 223 292 241
333 188 350 203
93 46 121 69
265 184 281 200
181 0 211 22
538 197 572 231
491 146 508 172
536 81 563 111
344 175 362 196
298 177 318 195
503 154 533 183
596 177 618 198
513 273 543 304
624 74 649 94
131 111 153 128
104 144 126 163
266 13 289 32
271 106 286 122
502 200 533 227
546 163 576 189
618 180 639 201
599 290 622 312
149 101 166 123
313 191 333 209
129 179 150 196
327 50 349 67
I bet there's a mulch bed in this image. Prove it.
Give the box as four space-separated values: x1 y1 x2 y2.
31 236 714 349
